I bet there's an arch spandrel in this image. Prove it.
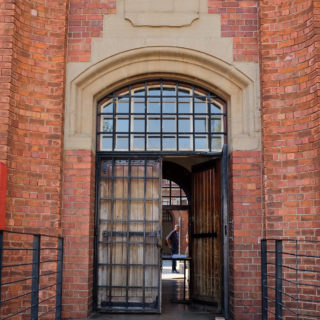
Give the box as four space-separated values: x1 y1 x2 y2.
65 47 260 152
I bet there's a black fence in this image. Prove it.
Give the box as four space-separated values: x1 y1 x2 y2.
0 230 63 320
261 239 320 320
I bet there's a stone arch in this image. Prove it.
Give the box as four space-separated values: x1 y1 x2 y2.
64 46 260 152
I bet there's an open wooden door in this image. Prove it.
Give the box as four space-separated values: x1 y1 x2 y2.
191 160 221 311
95 157 162 312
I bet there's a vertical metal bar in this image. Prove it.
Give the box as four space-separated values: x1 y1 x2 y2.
261 239 268 320
125 158 131 307
275 240 283 320
295 240 299 320
109 158 115 303
0 230 3 305
93 156 101 311
31 235 40 320
157 157 162 312
142 159 147 308
55 237 63 320
221 144 229 319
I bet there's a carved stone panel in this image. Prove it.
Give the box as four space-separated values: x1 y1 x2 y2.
125 0 200 27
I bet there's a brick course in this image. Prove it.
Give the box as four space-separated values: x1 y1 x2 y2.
67 0 116 62
208 0 259 62
62 150 95 318
229 151 263 320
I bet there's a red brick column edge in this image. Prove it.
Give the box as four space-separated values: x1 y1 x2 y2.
229 150 263 320
62 150 95 318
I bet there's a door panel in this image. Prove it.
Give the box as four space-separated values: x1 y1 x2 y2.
96 158 161 312
191 160 221 310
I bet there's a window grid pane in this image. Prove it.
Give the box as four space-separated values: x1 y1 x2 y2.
98 81 227 152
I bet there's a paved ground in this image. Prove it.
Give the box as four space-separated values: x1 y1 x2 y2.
90 262 223 320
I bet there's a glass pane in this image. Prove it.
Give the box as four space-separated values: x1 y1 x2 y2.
178 101 191 113
149 88 161 96
147 136 160 150
132 136 145 150
133 118 145 132
163 101 176 113
102 102 113 113
178 88 191 97
163 118 176 132
195 118 207 132
116 135 128 150
178 135 191 150
163 135 176 150
195 135 208 150
133 89 145 97
210 102 223 114
148 102 160 113
102 118 113 132
133 102 145 113
163 87 176 96
194 98 207 113
211 117 222 132
117 97 129 113
117 118 129 132
148 117 160 132
178 118 191 132
211 135 223 151
101 135 112 150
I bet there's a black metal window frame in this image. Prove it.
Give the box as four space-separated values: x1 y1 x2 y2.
96 80 227 155
162 179 188 206
94 156 162 312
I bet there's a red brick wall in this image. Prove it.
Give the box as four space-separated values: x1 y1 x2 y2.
67 0 115 62
6 0 68 235
0 0 14 164
208 0 259 62
229 151 263 320
62 150 95 318
260 0 320 239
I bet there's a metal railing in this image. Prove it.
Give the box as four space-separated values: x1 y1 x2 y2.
261 239 320 320
0 230 63 320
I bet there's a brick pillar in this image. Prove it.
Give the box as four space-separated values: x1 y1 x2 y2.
62 150 95 318
229 151 263 320
5 0 68 235
260 0 320 239
0 0 14 165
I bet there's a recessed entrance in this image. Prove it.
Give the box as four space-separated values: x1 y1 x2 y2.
94 80 228 316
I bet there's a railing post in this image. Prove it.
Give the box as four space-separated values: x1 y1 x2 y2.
31 235 40 320
55 237 63 320
0 230 3 306
261 239 268 320
275 240 283 320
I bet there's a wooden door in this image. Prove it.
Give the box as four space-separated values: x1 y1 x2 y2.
96 157 162 312
191 160 221 310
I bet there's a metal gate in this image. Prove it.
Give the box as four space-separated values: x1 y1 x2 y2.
95 157 162 312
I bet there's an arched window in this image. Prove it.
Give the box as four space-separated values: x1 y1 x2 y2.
97 80 227 153
162 179 188 206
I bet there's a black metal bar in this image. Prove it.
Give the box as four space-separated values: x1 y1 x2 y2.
31 234 40 320
55 237 63 320
0 230 3 307
275 240 283 320
221 144 229 320
142 159 147 308
125 158 131 307
261 239 268 320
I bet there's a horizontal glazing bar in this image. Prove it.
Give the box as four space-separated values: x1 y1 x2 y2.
98 263 158 267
